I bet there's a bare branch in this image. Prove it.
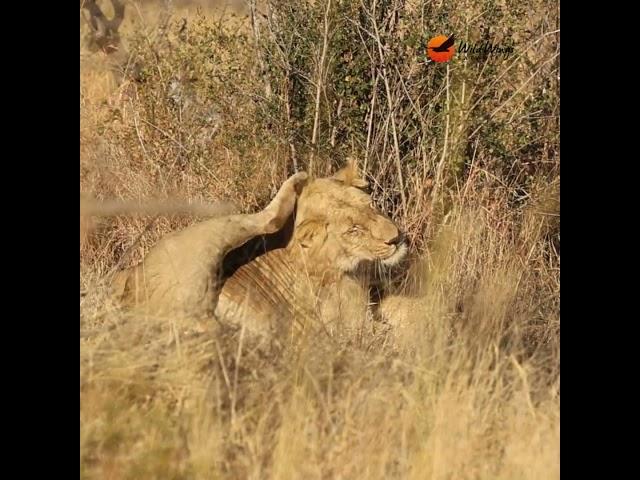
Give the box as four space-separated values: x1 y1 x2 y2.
309 0 332 175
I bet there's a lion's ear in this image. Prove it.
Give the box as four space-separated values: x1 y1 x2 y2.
332 158 369 189
296 219 327 249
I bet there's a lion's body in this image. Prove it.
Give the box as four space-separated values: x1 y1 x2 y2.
216 247 369 336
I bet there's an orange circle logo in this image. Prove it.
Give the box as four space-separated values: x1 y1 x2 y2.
426 34 456 62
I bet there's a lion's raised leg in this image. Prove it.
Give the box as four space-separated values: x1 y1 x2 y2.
112 172 308 318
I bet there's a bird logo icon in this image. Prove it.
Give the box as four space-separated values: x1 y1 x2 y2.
426 34 456 62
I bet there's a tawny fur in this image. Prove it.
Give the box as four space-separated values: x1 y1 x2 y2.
111 172 308 319
216 162 410 335
112 162 417 333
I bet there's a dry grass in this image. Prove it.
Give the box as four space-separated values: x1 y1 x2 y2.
80 1 559 479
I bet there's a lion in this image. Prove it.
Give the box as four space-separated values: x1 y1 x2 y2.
110 163 418 335
215 160 414 337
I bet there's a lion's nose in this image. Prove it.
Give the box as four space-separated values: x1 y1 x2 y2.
386 232 405 246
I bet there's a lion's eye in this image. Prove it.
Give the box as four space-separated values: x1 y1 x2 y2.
347 225 362 235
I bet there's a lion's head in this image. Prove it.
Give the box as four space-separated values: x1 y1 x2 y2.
291 161 407 272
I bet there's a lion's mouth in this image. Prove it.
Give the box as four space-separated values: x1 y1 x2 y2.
381 242 408 267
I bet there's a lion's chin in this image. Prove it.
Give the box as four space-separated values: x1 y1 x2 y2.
381 242 408 267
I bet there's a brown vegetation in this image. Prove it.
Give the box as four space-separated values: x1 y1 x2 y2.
80 1 559 478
